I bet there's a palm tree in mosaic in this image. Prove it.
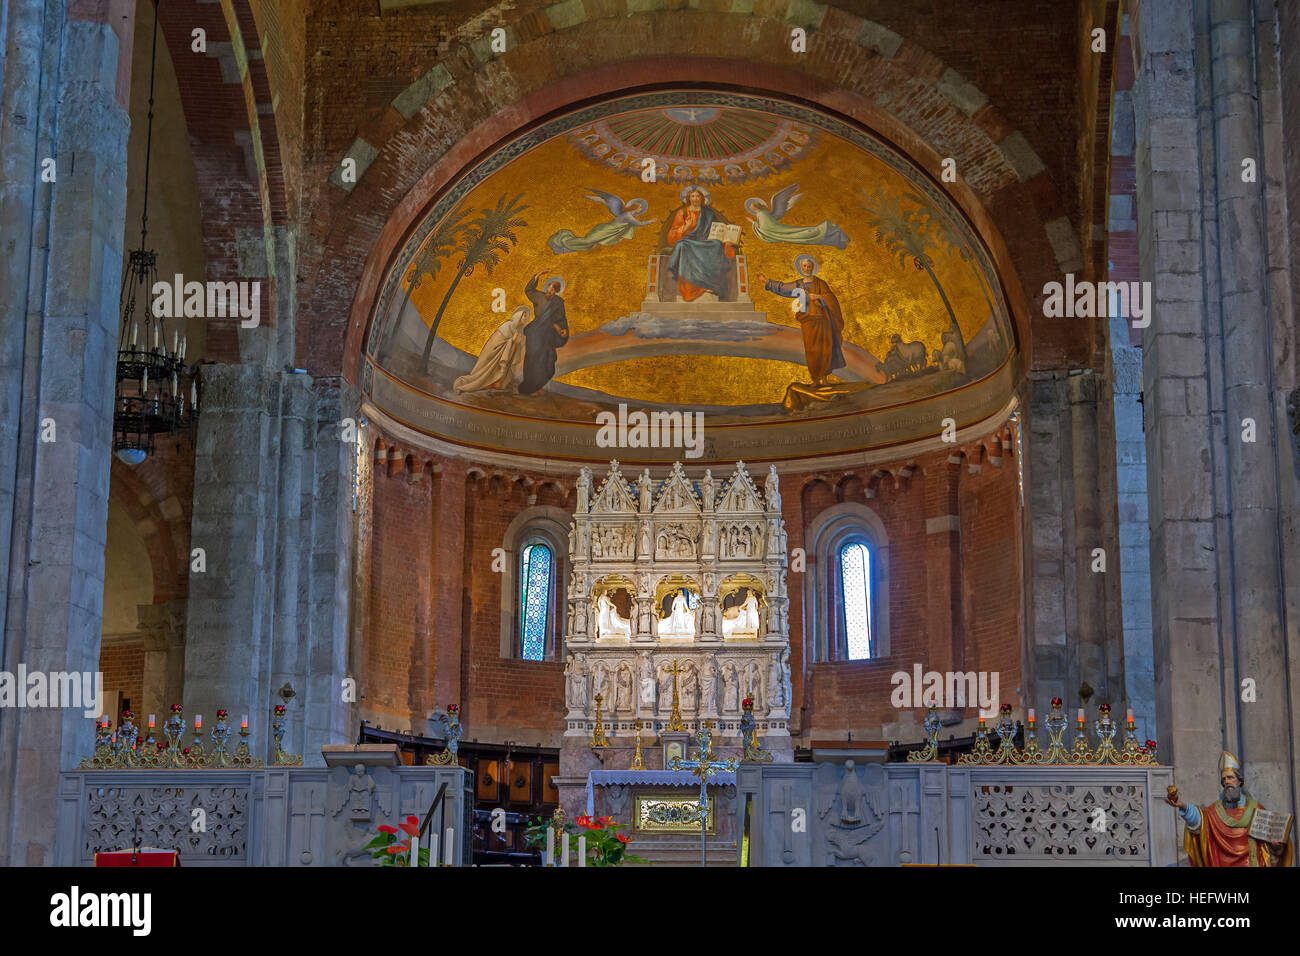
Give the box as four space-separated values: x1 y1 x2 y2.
858 186 960 334
421 192 530 369
376 202 472 361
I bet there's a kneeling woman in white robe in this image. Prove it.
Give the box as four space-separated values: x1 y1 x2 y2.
453 305 529 393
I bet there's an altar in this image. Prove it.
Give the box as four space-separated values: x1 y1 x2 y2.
557 460 793 859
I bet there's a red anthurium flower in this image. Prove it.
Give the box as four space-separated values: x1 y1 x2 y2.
1145 740 1157 750
616 832 628 843
387 844 408 855
377 824 398 834
573 814 595 829
399 818 421 837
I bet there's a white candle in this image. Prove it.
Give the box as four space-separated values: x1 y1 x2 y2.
1027 708 1035 723
240 714 247 729
148 714 155 729
444 827 454 866
181 335 187 359
429 832 438 867
1077 709 1085 723
561 832 569 867
410 835 419 867
142 368 148 393
578 835 586 867
195 714 202 730
191 382 197 410
545 826 554 866
173 331 178 353
153 324 159 349
101 714 108 724
1126 708 1134 723
131 323 138 347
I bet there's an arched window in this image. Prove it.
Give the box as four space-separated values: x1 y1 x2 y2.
838 541 873 660
804 502 891 662
499 507 568 661
519 541 553 661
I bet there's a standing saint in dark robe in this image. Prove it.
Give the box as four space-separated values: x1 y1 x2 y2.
660 185 736 301
756 254 845 386
519 274 569 394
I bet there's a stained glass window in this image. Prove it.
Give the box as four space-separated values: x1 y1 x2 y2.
520 542 552 661
839 541 872 660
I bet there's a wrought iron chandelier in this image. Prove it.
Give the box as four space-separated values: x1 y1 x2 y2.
114 0 198 466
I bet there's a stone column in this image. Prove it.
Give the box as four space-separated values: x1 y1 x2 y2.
1133 0 1295 810
184 364 284 754
923 460 963 680
1023 374 1127 716
431 461 467 719
0 2 130 865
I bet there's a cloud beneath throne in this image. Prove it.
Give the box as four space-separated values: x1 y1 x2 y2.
597 313 775 342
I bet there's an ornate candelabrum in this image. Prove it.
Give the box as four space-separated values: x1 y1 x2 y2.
1069 707 1094 763
1041 697 1070 764
426 704 462 765
118 711 140 768
590 694 611 749
957 713 996 764
1015 708 1043 764
78 718 116 769
629 720 646 770
666 660 686 733
271 703 303 766
1092 703 1118 764
162 703 187 768
907 705 941 762
739 697 772 762
189 714 209 768
991 703 1018 763
230 716 261 767
209 709 232 767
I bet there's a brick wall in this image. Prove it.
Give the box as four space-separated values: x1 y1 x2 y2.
99 640 145 716
362 426 1022 746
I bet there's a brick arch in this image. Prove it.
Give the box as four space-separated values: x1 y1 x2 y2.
109 457 191 605
299 5 1082 380
152 0 297 363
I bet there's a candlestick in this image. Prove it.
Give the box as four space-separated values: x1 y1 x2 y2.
410 835 419 867
545 826 554 866
578 835 586 867
444 828 454 866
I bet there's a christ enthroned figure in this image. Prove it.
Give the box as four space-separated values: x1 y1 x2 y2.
660 185 736 303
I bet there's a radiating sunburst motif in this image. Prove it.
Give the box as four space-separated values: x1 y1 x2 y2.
569 106 818 186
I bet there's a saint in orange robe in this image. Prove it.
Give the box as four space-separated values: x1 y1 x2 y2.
1184 797 1293 867
762 275 846 384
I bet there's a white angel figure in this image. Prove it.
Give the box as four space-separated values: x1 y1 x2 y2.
744 182 849 249
547 188 657 254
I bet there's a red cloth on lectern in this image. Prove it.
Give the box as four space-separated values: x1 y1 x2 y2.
94 850 179 867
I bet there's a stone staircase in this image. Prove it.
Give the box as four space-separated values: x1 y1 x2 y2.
625 836 739 867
